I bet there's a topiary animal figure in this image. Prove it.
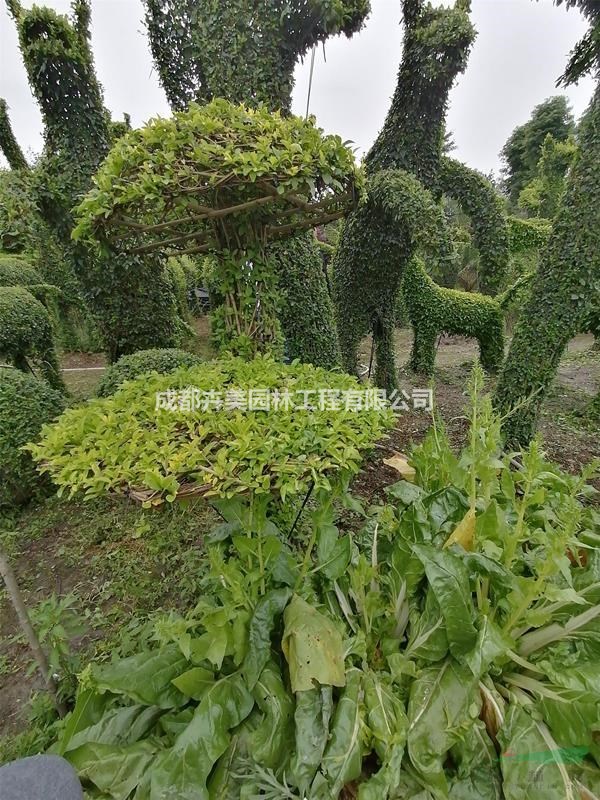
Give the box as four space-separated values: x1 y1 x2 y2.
0 367 66 509
403 258 505 376
333 0 476 392
0 286 64 390
97 348 203 397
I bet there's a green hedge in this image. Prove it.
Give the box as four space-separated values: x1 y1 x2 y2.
97 348 203 397
0 254 44 286
0 367 65 508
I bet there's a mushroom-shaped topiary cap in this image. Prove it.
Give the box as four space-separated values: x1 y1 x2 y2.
73 98 363 258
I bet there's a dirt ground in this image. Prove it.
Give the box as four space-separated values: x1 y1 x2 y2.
1 326 599 744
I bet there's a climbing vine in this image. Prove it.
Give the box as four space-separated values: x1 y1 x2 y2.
0 99 28 171
438 156 509 294
494 64 600 444
7 0 179 360
143 0 370 112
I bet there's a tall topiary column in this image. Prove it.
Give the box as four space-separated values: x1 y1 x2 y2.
7 0 178 360
493 3 600 445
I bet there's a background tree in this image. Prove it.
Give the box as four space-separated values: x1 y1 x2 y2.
494 1 600 445
500 95 575 205
517 133 577 218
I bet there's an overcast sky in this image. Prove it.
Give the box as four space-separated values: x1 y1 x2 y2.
0 0 595 175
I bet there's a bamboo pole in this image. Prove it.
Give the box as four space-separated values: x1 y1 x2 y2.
0 546 67 717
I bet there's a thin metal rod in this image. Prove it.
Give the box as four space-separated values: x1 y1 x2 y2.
289 481 315 538
305 45 317 119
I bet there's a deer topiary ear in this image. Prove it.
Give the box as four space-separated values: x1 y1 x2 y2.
5 0 22 21
402 0 424 29
72 0 91 41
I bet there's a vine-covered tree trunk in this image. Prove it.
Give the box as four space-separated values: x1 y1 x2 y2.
8 0 178 360
494 81 600 445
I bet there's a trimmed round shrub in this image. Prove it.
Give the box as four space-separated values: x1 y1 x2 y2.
97 348 203 397
0 367 65 508
31 355 394 506
0 254 44 286
0 285 64 389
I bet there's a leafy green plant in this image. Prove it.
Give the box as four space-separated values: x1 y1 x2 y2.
40 368 600 798
27 593 86 700
73 98 361 359
29 355 393 507
0 286 64 389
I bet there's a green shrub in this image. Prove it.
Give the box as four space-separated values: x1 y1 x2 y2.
30 355 393 506
0 286 64 389
0 367 65 508
96 348 203 397
0 254 44 286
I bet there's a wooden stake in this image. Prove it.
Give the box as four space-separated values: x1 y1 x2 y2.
0 547 67 717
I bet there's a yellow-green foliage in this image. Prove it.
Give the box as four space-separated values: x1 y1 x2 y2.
96 347 202 397
403 258 505 376
30 355 393 506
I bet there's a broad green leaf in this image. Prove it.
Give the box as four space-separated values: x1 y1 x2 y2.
66 705 163 753
463 617 512 677
242 587 291 689
499 704 578 800
289 686 333 793
249 662 294 770
91 645 187 709
406 588 449 663
412 545 478 658
67 740 157 800
319 667 363 797
448 719 502 799
282 595 345 692
150 674 254 800
172 666 214 701
407 660 479 797
58 688 108 756
359 671 408 800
